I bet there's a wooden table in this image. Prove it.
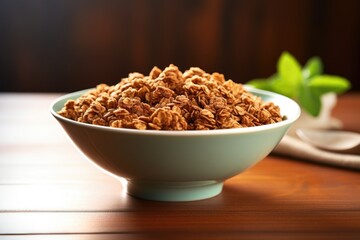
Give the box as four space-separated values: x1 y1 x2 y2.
0 93 359 239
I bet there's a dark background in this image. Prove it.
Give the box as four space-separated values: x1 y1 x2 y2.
0 0 359 92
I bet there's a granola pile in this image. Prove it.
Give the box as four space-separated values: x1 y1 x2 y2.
58 64 283 130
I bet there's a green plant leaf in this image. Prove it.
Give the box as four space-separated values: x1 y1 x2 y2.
246 78 275 92
303 56 323 79
276 52 302 98
308 75 351 95
246 52 351 117
271 76 297 98
298 83 322 117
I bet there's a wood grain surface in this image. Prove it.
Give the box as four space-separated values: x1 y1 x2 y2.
0 93 359 239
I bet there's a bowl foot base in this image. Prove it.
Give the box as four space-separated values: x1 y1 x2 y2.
127 180 223 201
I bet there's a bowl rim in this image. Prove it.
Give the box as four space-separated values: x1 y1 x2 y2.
50 85 300 136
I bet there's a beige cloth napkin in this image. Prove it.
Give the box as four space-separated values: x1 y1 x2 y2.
273 135 360 170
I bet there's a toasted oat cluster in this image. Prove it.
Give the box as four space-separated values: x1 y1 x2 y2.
58 64 283 130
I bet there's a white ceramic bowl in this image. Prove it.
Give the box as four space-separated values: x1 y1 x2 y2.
51 87 300 201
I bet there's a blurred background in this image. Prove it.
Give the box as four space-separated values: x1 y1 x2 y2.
0 0 359 92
